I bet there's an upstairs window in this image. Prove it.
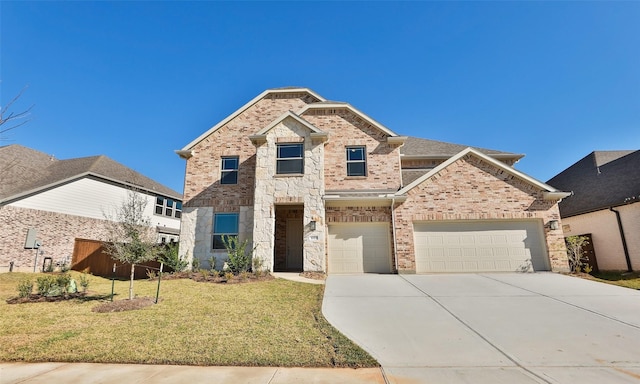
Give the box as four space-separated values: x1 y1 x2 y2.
155 196 182 218
276 143 304 174
212 213 239 250
220 156 239 184
346 146 367 176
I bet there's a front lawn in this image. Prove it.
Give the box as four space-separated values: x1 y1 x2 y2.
0 272 377 367
586 271 640 290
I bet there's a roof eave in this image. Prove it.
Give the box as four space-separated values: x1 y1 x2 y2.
181 88 326 151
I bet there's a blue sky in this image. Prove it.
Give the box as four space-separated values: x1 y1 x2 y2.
2 1 638 194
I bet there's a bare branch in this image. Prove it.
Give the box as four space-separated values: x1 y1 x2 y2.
1 86 34 139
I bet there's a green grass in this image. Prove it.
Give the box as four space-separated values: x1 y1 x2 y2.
587 271 640 290
0 272 378 367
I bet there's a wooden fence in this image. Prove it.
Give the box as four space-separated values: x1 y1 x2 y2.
71 238 166 279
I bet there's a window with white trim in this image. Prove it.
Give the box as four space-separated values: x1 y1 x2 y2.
212 213 239 250
276 143 304 174
346 146 367 176
220 156 239 184
155 196 182 218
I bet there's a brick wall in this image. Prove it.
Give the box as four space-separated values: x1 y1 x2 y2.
0 205 112 272
183 93 319 208
302 108 402 191
394 154 568 272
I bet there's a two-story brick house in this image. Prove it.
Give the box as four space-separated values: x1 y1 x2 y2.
177 87 570 274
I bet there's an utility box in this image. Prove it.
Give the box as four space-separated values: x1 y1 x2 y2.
24 228 40 249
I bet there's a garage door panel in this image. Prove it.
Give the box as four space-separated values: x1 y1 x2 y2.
328 224 392 274
414 221 548 273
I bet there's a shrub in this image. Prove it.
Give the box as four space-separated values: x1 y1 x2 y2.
221 235 255 274
158 243 188 272
79 273 90 293
17 278 33 298
36 273 72 297
191 255 200 271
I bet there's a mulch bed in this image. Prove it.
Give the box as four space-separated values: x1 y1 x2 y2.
6 293 87 304
161 271 274 284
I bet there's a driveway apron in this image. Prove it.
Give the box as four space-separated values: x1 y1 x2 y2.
322 273 640 384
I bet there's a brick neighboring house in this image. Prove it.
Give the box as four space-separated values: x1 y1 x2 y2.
547 150 640 271
178 87 570 274
0 145 182 272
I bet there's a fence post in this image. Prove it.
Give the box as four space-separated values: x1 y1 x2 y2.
111 263 116 302
9 261 14 272
155 262 163 304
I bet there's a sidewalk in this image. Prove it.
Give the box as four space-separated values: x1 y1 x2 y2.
0 363 385 384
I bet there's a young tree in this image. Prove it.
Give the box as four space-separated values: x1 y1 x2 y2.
566 235 590 273
103 190 160 299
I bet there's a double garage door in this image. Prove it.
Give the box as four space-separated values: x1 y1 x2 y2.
328 223 392 274
414 220 549 273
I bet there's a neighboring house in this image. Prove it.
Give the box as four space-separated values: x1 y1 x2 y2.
177 87 570 274
0 145 182 272
547 150 640 271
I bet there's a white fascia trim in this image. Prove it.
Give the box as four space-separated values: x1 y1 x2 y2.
543 191 573 201
1 173 182 205
181 88 326 151
254 111 324 135
297 103 399 137
397 147 565 196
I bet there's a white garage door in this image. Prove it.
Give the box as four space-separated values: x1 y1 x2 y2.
414 221 549 273
328 223 392 274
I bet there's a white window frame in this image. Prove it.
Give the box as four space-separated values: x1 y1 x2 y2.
346 146 367 177
276 143 304 175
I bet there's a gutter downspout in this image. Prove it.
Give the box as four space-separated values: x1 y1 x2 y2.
610 207 633 272
391 196 399 273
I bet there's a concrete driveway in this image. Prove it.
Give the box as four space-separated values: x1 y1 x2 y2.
322 273 640 384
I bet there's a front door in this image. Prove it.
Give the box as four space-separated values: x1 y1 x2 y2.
286 219 303 271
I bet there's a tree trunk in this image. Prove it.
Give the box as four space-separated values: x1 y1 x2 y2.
129 263 135 300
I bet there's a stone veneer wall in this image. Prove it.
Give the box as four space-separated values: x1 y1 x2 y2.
0 205 112 272
252 117 326 272
302 109 402 191
180 93 318 266
179 206 253 270
393 154 569 272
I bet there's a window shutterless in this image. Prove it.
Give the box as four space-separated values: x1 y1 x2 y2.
212 213 239 250
220 156 239 184
276 144 304 174
346 146 366 176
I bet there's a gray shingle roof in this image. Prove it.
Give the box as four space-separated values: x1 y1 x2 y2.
0 144 181 202
400 136 522 159
547 150 640 217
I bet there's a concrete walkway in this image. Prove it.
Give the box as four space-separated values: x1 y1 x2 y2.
0 363 384 383
272 272 325 285
322 273 640 384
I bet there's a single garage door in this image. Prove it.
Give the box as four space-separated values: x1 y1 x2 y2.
328 223 392 274
414 220 549 273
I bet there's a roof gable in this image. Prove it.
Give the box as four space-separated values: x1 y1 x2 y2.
397 147 567 199
249 111 328 144
297 102 399 137
181 88 325 151
1 146 181 204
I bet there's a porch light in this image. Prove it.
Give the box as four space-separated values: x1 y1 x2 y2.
309 221 316 231
548 220 559 230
